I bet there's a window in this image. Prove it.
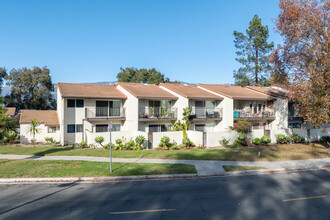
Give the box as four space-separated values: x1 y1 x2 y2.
149 125 160 133
67 99 75 108
76 99 84 108
288 122 301 129
67 124 75 133
95 124 108 132
111 124 120 131
161 124 170 132
195 124 205 132
48 126 56 133
76 124 83 132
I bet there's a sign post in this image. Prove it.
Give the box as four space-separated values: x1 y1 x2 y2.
109 121 112 173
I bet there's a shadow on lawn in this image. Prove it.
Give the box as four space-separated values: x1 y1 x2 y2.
32 146 75 156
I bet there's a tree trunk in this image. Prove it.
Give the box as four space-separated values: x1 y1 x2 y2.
255 49 259 84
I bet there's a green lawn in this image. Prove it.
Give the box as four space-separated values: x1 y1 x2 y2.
223 165 267 172
0 159 196 178
0 143 329 161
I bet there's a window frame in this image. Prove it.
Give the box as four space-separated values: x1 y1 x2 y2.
67 124 75 133
48 126 57 133
76 99 84 108
76 124 83 133
67 99 75 108
95 124 108 133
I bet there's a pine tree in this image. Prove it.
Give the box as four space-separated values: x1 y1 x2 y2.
233 15 274 86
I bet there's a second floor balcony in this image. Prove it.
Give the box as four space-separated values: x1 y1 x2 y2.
85 107 125 120
233 109 275 120
139 107 177 121
189 107 223 121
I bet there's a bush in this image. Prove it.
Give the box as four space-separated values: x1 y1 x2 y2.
219 137 229 147
229 119 252 134
124 139 135 150
45 137 55 145
252 138 261 145
319 136 330 143
232 140 242 148
260 136 271 145
276 134 287 144
236 134 247 146
79 141 88 148
2 136 9 144
159 136 171 150
94 136 105 147
104 143 115 149
182 137 195 148
6 130 17 143
135 135 146 148
291 133 305 143
133 145 143 150
115 139 124 150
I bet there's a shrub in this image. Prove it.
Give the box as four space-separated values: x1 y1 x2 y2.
135 135 146 148
94 136 105 147
115 139 124 150
104 143 115 149
260 136 271 145
124 139 135 150
229 119 252 134
30 139 36 146
159 136 171 150
219 137 229 147
133 145 143 150
236 134 247 146
6 130 17 142
45 137 55 145
232 140 242 148
2 136 9 144
291 133 305 143
319 136 330 143
79 141 88 148
252 138 261 145
171 144 179 150
182 137 195 148
276 134 287 144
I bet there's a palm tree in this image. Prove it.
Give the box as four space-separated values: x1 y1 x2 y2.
26 119 41 146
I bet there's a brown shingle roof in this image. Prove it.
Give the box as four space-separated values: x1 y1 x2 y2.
57 83 127 99
19 110 59 126
160 83 223 100
198 84 273 100
116 82 178 99
5 107 16 117
246 86 288 99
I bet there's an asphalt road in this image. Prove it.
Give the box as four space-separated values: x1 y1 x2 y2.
0 169 330 220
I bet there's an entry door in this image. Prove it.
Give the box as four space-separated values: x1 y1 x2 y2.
96 101 108 117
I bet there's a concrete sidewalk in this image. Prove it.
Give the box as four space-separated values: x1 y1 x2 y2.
1 154 330 176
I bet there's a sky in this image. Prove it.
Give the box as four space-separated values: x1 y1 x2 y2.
0 0 282 85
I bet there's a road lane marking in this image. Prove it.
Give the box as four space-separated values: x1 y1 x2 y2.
109 209 176 214
283 194 330 202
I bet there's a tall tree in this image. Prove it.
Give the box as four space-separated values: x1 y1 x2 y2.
0 98 17 141
5 67 56 111
0 67 7 95
117 67 171 84
269 46 290 85
233 14 274 86
272 0 329 127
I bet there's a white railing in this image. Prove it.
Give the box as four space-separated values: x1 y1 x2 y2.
139 107 177 119
85 107 125 118
233 109 275 119
190 107 222 119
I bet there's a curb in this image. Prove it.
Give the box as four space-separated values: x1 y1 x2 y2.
0 166 329 184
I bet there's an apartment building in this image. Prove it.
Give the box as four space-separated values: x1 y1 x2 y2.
159 83 224 132
19 82 329 146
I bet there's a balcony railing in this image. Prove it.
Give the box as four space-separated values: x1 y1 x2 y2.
139 107 177 120
233 109 275 119
85 107 125 119
190 107 223 119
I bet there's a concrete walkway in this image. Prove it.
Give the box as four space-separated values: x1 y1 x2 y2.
0 154 330 175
